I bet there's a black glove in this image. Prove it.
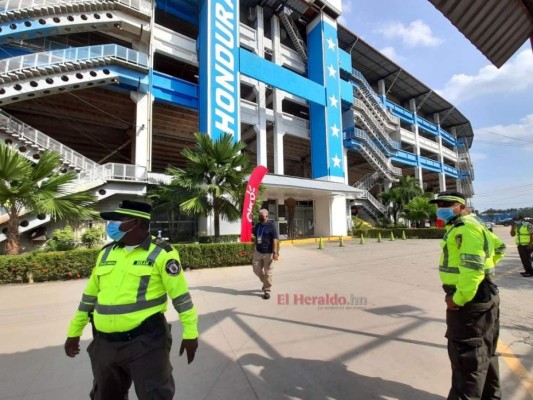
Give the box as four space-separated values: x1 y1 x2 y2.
64 337 81 358
179 338 198 364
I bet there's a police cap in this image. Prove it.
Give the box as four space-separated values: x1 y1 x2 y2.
429 190 466 206
100 200 152 221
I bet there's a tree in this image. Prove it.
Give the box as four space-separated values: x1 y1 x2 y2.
403 196 436 227
156 133 254 241
81 226 106 248
379 187 403 225
45 226 78 251
379 176 423 225
0 144 97 255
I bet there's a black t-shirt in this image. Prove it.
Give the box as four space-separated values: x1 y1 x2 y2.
253 221 278 254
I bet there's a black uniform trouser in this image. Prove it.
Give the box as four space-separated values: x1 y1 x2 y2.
517 245 533 273
445 281 501 400
87 316 174 400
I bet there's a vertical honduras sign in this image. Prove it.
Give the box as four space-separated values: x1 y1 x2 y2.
199 0 240 141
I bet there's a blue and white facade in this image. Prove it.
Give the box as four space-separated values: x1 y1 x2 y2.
0 0 474 244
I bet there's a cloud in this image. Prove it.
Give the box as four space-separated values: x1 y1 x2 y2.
380 46 404 63
475 113 533 145
337 1 352 25
437 50 533 103
469 152 487 162
375 20 443 48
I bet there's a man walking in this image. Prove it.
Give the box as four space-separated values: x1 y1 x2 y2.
510 215 533 277
252 209 279 299
430 191 506 400
64 200 198 400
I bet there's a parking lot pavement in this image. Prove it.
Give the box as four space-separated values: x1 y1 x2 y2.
0 228 531 400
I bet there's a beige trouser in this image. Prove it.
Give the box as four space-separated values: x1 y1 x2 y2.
252 250 274 292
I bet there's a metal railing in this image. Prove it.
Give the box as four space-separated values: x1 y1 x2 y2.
361 190 387 214
353 99 400 150
346 128 402 176
354 171 379 191
0 44 148 75
0 109 99 171
0 111 150 190
1 0 151 14
352 68 399 126
76 163 148 185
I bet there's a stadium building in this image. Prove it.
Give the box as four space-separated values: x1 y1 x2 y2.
0 0 474 246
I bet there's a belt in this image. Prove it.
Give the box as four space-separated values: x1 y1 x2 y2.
96 312 166 342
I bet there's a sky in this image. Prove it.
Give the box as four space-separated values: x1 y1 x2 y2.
338 0 533 212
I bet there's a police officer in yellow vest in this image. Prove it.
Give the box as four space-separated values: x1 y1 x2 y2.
430 191 506 400
64 200 198 400
510 215 533 277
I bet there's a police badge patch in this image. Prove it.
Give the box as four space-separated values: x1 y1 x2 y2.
455 234 463 249
165 259 182 276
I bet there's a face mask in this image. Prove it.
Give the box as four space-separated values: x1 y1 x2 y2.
106 220 134 241
436 206 459 223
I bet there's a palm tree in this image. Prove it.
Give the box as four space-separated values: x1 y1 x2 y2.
379 187 403 225
380 176 423 225
159 133 254 241
0 144 97 255
403 196 436 227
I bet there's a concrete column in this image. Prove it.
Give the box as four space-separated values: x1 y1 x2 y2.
409 98 423 188
273 90 285 175
314 195 347 236
252 6 267 167
253 83 268 167
271 15 285 174
130 92 150 176
378 79 386 97
434 113 446 192
452 126 462 191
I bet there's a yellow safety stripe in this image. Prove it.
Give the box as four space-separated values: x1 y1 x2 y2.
95 294 167 315
115 209 151 219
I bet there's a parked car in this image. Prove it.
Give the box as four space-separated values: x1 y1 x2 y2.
485 222 494 232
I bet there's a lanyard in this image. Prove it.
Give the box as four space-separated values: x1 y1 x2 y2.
257 224 267 238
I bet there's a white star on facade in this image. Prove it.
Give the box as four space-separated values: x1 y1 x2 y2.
328 64 337 78
331 124 340 137
332 154 341 168
329 94 338 108
327 37 336 50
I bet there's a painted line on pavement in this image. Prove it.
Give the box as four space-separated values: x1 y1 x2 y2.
497 339 533 397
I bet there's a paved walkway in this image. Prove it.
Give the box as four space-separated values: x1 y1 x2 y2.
0 226 531 400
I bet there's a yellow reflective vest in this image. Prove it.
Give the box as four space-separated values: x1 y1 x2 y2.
439 214 506 306
514 221 533 246
67 235 198 339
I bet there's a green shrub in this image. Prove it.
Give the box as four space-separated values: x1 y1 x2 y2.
81 227 106 248
198 234 240 244
0 242 255 284
45 226 78 251
352 228 445 239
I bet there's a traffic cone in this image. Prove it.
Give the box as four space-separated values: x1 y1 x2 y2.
390 231 395 241
377 232 382 243
360 234 365 244
402 230 407 240
318 237 324 249
339 236 345 247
